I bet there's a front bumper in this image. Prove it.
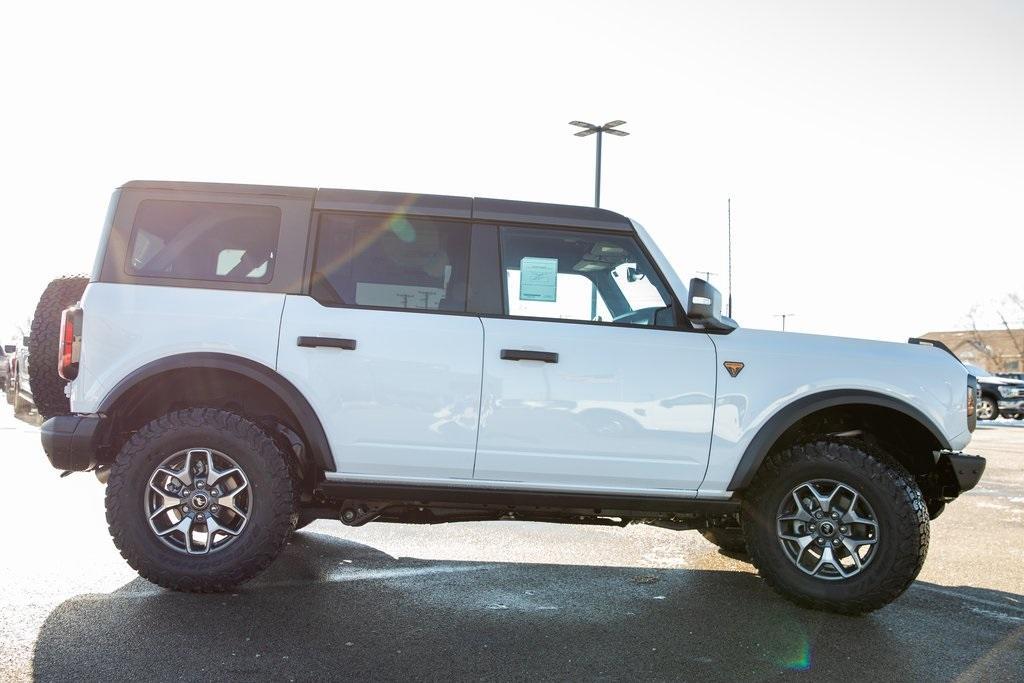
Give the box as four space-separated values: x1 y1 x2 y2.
997 398 1024 413
937 452 986 496
40 414 103 472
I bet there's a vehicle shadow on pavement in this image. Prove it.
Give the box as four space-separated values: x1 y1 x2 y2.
31 532 1024 682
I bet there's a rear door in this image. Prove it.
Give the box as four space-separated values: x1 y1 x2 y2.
276 211 483 480
474 225 717 493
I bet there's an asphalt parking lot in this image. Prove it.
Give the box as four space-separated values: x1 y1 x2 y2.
0 407 1021 682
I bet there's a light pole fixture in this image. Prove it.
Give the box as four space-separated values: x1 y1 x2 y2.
569 120 629 208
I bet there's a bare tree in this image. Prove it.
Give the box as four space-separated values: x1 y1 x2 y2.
998 311 1024 358
1009 292 1024 316
965 308 1001 370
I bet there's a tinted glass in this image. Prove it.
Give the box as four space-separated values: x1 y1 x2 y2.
499 226 674 327
312 213 470 311
128 200 280 283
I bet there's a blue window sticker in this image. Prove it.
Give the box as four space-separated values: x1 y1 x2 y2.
519 257 558 302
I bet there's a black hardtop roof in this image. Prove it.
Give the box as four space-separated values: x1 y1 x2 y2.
120 180 633 232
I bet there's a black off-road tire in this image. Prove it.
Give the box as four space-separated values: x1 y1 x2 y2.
28 275 89 419
105 408 296 592
699 527 748 555
742 441 929 615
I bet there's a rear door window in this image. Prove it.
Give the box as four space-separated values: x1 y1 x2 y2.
127 200 281 283
311 213 471 311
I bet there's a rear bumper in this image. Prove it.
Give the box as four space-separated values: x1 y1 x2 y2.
40 414 103 472
938 452 986 496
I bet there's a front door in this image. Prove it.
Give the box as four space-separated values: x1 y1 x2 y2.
276 212 483 480
473 226 717 493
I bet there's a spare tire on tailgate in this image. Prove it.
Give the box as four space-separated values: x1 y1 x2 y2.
28 275 89 419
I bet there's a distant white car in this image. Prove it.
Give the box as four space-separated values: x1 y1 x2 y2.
33 180 983 614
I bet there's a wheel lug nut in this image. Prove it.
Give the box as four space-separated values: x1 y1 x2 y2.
197 513 204 521
840 526 848 534
832 539 840 546
831 512 839 519
809 524 815 531
814 511 823 519
182 489 190 496
817 538 825 545
197 481 204 488
182 505 189 512
211 505 219 512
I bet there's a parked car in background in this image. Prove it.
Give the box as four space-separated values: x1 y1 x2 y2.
996 372 1024 382
12 338 34 414
966 364 1024 420
0 344 14 396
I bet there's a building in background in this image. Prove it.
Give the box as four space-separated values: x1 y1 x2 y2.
919 329 1024 373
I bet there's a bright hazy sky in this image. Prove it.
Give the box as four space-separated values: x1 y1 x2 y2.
2 1 1021 344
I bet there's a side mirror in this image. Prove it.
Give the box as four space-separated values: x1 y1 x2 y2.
685 278 737 333
3 345 14 354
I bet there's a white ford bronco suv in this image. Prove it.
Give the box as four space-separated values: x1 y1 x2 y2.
34 181 984 614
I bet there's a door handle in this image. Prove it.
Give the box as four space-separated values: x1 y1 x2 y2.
500 349 558 363
297 336 357 350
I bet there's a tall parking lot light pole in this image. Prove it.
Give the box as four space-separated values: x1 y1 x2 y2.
569 120 629 208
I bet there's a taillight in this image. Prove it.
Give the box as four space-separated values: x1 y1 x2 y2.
58 306 83 380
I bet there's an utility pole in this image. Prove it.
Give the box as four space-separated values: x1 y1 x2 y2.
774 313 796 332
569 120 629 208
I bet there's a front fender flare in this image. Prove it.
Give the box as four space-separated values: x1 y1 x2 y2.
726 389 952 491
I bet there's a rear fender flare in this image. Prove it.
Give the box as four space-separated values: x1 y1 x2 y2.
96 352 335 471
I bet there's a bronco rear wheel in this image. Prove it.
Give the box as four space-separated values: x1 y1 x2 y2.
105 408 296 591
742 441 929 614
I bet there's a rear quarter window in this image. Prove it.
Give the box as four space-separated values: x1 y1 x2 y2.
126 200 281 284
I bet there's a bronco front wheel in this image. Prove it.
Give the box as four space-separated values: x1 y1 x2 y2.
105 408 296 591
742 441 929 614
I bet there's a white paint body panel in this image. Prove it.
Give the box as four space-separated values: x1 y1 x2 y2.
474 317 717 493
698 328 970 497
71 228 972 500
276 296 483 479
70 283 285 413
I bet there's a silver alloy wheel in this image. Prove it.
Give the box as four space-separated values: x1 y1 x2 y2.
977 398 997 420
776 479 879 580
145 448 252 555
